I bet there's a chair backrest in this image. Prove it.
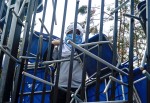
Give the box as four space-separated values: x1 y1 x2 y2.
77 34 118 77
28 31 58 63
36 0 43 13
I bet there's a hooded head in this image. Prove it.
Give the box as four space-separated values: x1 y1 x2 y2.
65 23 84 36
64 23 84 48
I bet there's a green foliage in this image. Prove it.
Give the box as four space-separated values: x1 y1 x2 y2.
78 5 87 15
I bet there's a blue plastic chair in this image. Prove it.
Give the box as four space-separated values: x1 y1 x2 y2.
77 34 118 77
28 31 58 63
19 68 51 103
83 34 146 102
20 31 58 103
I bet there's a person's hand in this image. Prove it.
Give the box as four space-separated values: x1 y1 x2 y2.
52 40 60 45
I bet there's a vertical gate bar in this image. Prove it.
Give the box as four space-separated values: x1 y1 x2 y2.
20 5 35 103
0 0 13 69
52 0 68 102
52 0 57 25
0 0 5 20
28 0 40 103
128 0 134 102
104 79 109 101
65 0 80 102
40 0 48 34
119 73 125 100
95 0 104 101
47 0 58 102
146 0 150 103
39 0 49 102
19 0 37 101
18 0 27 17
111 0 118 100
80 0 91 101
11 0 36 102
0 0 24 102
34 35 43 101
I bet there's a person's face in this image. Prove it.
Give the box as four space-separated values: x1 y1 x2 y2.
65 29 82 45
67 29 80 35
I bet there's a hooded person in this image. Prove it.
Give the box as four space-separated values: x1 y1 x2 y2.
51 23 84 103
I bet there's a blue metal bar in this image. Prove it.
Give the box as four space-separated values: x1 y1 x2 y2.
19 90 51 95
83 100 128 103
119 74 125 100
142 70 150 80
104 79 109 100
128 0 134 102
109 76 128 86
140 46 147 69
86 73 111 87
103 79 112 94
19 56 36 59
134 76 146 84
19 90 51 96
71 94 83 102
70 85 82 103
